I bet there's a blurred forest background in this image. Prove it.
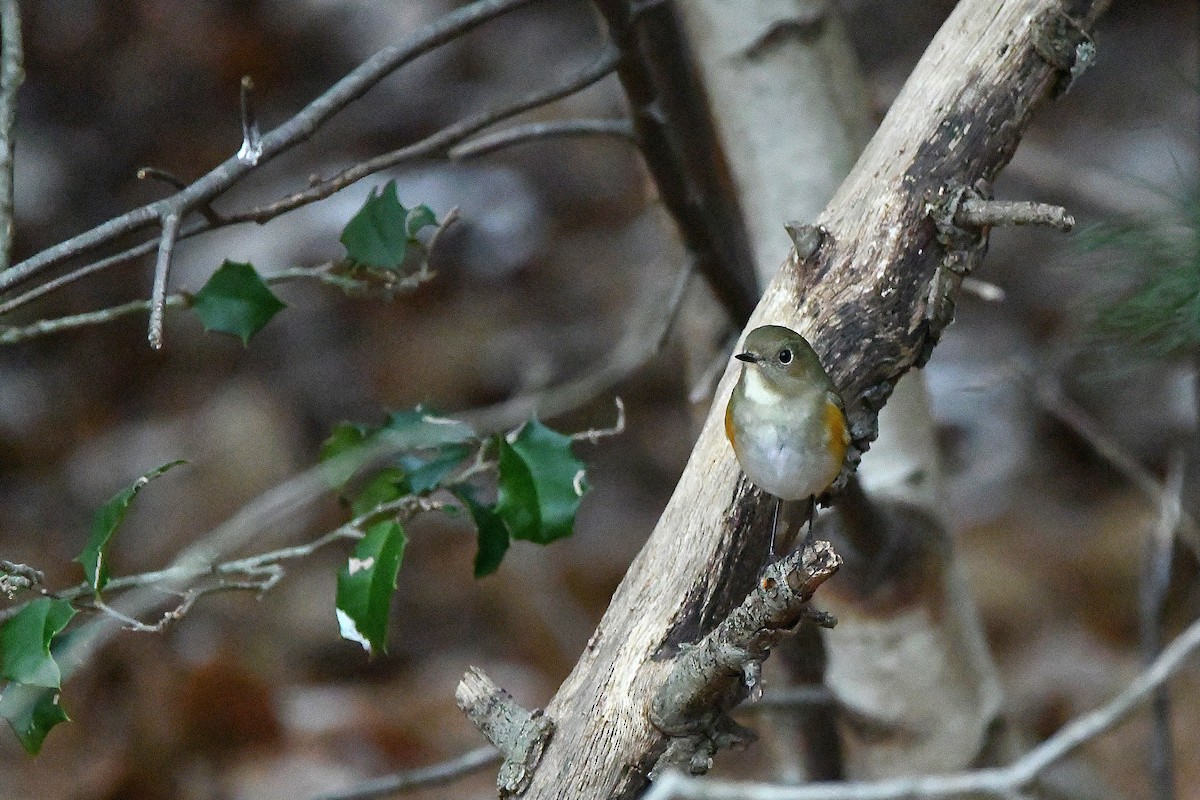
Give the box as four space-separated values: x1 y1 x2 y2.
1 1 1198 798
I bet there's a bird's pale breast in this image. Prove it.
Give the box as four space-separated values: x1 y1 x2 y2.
727 374 845 501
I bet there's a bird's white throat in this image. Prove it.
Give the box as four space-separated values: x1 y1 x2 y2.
743 367 784 405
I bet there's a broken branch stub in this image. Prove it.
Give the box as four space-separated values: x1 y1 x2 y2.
649 541 841 777
455 667 554 797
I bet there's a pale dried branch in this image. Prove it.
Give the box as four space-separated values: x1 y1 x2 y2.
307 746 501 800
456 667 555 796
518 1 1107 795
955 197 1075 231
237 75 263 166
643 611 1200 799
0 559 42 597
147 209 182 348
0 0 21 271
570 397 627 444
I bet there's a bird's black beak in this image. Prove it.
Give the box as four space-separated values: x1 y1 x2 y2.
735 352 758 363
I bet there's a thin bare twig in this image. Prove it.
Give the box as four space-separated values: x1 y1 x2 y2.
138 168 226 226
644 612 1200 799
137 166 188 190
0 0 536 294
237 75 263 166
147 210 182 348
0 37 614 316
450 118 635 159
0 237 159 316
740 685 835 712
0 294 189 344
570 397 626 444
0 494 447 625
308 746 501 800
0 0 21 272
1139 450 1184 800
954 198 1074 231
1033 377 1200 562
228 46 619 225
0 207 459 345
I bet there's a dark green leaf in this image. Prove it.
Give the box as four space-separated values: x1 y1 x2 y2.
320 422 375 489
494 420 588 545
0 682 68 755
336 521 407 655
340 180 413 269
0 599 76 688
382 409 475 450
405 205 438 238
75 461 185 593
190 260 286 345
452 485 509 578
397 443 471 495
350 468 407 518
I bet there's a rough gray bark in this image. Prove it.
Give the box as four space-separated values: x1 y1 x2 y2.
512 2 1104 797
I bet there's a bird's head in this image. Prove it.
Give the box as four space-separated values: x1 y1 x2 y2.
734 325 828 389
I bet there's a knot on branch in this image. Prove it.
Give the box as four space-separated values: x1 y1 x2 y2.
1034 7 1095 96
648 542 841 777
455 666 554 797
0 560 43 597
784 221 827 264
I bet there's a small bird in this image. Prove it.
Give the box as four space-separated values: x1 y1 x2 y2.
725 325 849 555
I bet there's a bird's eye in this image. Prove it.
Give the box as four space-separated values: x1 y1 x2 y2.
778 348 793 365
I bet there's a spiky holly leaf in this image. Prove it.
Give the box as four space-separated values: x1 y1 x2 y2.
494 420 588 545
191 260 286 344
341 181 438 270
335 521 407 656
0 599 76 688
0 682 68 755
75 461 186 593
